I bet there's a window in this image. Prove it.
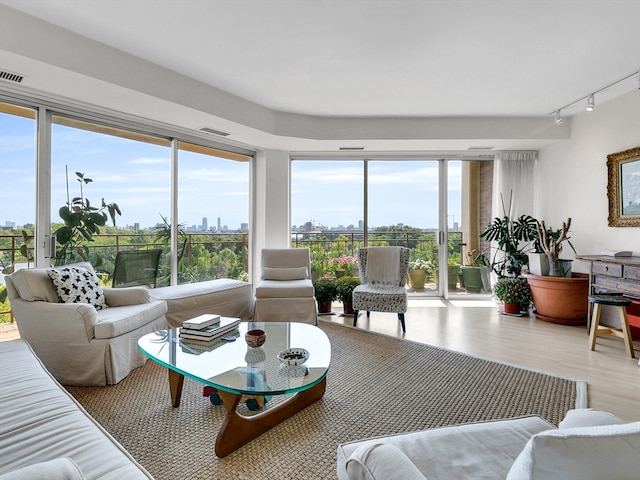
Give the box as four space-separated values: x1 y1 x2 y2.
0 103 37 267
176 142 250 282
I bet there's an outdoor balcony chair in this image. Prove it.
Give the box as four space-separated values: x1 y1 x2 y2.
112 248 162 288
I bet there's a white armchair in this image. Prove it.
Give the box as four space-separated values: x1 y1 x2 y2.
6 262 167 386
253 248 317 324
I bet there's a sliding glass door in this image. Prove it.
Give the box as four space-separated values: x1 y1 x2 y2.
367 160 440 294
291 157 475 298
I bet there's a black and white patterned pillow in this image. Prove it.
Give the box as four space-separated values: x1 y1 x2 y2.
47 266 108 310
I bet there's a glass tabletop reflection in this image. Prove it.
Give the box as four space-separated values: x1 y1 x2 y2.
138 322 331 396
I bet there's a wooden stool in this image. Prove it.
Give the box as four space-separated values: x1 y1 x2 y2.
588 294 635 358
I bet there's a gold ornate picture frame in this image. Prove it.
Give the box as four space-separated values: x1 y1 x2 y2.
607 146 640 227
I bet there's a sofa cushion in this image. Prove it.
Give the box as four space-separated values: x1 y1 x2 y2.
47 266 107 310
255 279 314 298
0 339 153 478
0 457 86 480
10 262 95 303
94 300 167 339
506 421 640 480
558 408 625 429
346 443 427 480
10 268 59 303
262 266 309 281
337 415 554 480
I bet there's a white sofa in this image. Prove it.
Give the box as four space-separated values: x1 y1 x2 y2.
6 263 167 386
337 409 640 480
0 339 154 479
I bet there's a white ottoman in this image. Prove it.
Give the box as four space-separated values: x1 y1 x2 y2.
151 279 253 327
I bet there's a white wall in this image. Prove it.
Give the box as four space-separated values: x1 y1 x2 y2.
536 89 640 272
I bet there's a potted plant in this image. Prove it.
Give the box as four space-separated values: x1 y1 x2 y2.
408 258 432 289
534 218 576 277
310 247 330 282
54 170 121 267
460 250 489 293
335 275 361 315
525 218 589 324
329 255 358 278
493 277 532 314
479 193 538 278
313 277 337 314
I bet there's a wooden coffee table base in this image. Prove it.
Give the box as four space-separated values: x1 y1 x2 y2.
167 370 327 457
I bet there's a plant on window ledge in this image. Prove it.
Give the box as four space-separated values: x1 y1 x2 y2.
54 170 121 267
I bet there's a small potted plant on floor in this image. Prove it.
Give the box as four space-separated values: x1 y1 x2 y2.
313 277 337 314
408 258 432 289
335 275 361 315
493 277 532 314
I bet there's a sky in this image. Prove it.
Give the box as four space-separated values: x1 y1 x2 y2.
0 111 461 231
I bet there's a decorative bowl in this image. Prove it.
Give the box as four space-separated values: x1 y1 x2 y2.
278 348 310 366
245 329 266 348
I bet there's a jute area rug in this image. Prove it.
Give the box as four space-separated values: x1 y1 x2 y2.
66 321 586 480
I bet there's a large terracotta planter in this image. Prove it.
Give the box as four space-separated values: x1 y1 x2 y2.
525 273 589 325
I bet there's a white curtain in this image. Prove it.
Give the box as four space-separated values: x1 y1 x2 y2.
492 151 537 219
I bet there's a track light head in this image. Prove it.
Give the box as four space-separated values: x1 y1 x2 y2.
554 110 563 125
586 94 595 111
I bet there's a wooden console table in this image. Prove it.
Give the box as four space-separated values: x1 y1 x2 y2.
575 255 640 334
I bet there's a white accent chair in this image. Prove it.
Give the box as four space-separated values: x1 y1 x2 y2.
5 262 167 386
352 246 410 332
253 248 317 324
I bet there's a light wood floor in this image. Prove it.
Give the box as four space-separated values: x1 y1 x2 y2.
2 299 639 421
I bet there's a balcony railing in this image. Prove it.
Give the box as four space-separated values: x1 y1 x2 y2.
1 229 464 323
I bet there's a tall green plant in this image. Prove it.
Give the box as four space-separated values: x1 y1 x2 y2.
479 193 538 278
54 170 121 266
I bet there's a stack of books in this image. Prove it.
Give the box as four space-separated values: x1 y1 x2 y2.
179 314 241 342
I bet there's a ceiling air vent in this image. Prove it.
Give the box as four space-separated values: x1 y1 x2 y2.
466 146 494 151
199 126 230 137
339 147 365 151
0 70 25 83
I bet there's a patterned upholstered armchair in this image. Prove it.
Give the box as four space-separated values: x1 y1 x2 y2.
352 247 410 332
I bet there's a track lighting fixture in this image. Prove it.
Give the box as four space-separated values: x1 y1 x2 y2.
554 110 563 125
586 94 595 111
551 70 638 125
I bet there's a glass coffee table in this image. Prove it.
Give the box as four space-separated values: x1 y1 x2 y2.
138 321 331 457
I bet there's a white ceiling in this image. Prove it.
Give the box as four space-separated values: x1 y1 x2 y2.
0 0 639 152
